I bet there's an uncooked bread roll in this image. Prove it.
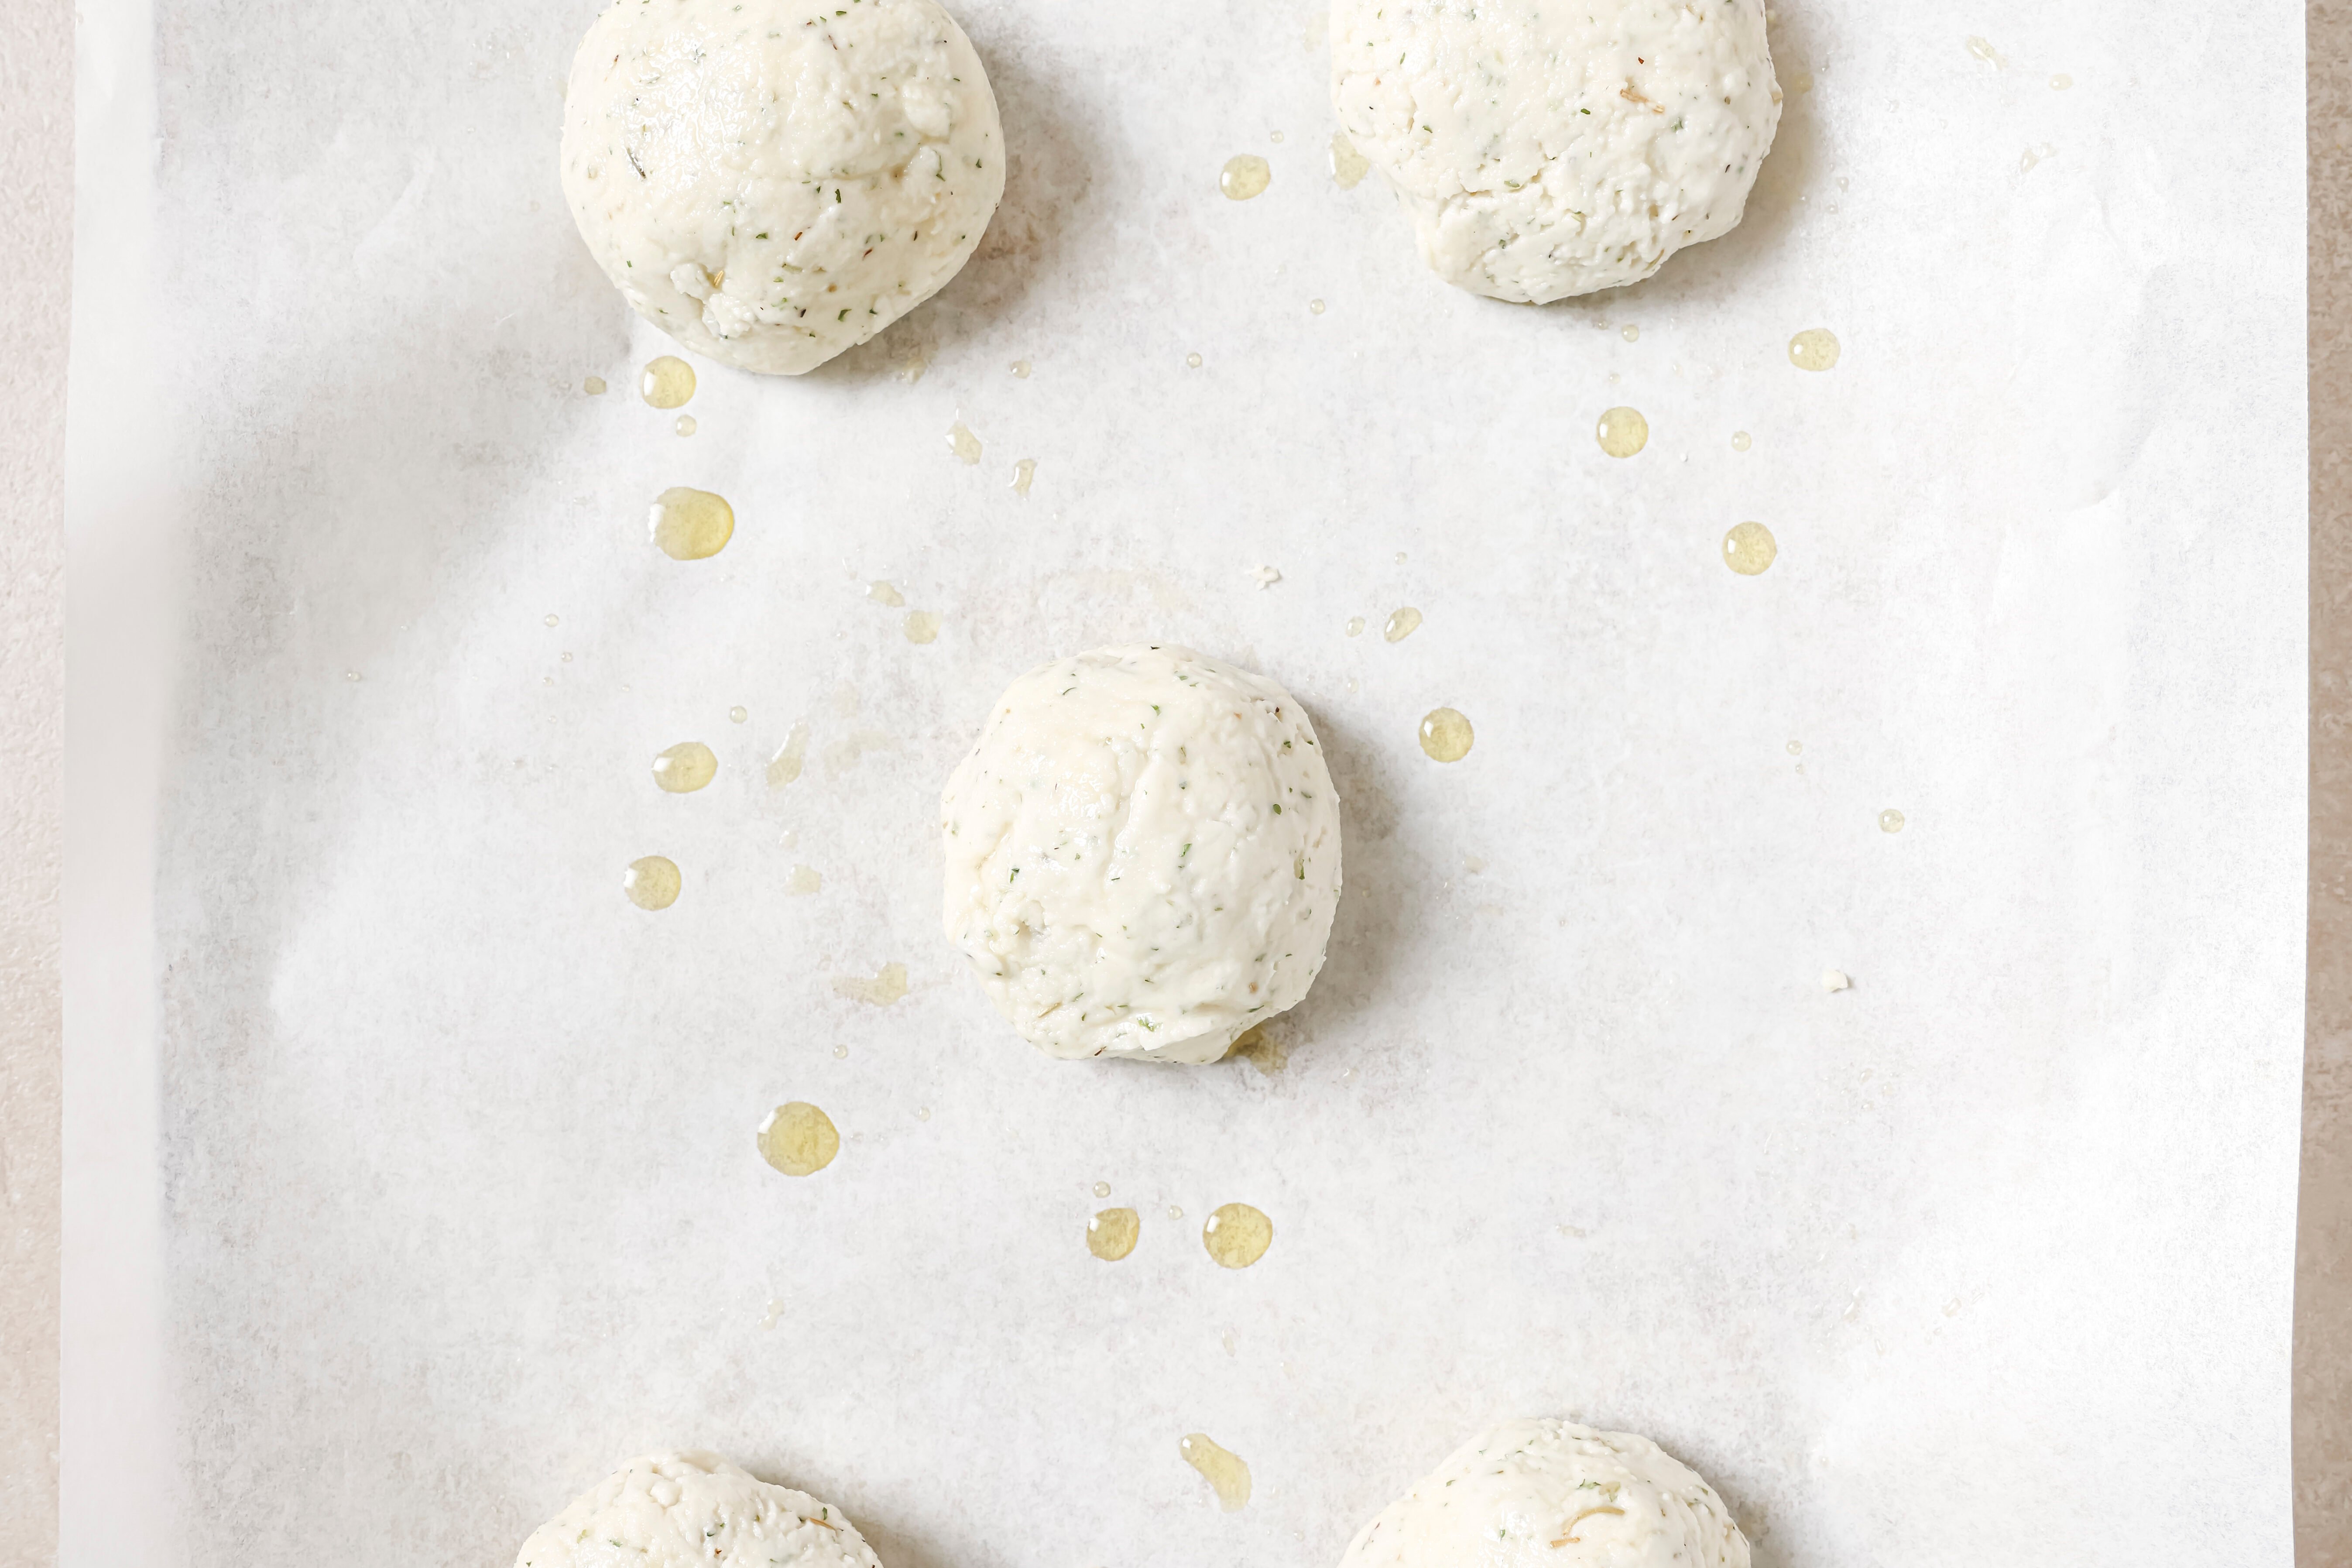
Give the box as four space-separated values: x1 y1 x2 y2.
940 645 1342 1064
1339 1418 1749 1568
560 0 1004 374
1330 0 1779 302
513 1451 881 1568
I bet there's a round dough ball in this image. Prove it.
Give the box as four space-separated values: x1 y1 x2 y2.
1330 0 1779 302
560 0 1004 375
940 645 1342 1064
1339 1419 1749 1568
513 1451 882 1568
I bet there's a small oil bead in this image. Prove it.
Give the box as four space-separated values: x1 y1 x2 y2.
1419 707 1474 763
651 741 717 793
1202 1202 1273 1269
639 355 696 408
1180 1434 1252 1511
1330 132 1371 189
1722 521 1778 576
1086 1207 1140 1261
623 855 682 910
1596 406 1649 458
758 1101 840 1177
1788 329 1841 372
1221 154 1272 200
648 487 734 560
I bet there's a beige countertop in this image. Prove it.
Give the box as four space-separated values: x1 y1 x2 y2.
0 3 2342 1562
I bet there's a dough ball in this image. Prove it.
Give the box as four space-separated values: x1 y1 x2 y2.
1340 1419 1749 1568
513 1451 883 1568
1330 0 1779 302
940 645 1342 1064
560 0 1004 375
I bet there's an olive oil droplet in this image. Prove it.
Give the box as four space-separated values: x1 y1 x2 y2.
1383 607 1423 642
1788 329 1841 372
1180 1434 1253 1511
1009 358 1032 377
1731 430 1752 452
1087 1207 1140 1261
1092 1180 1112 1197
787 865 822 895
1185 352 1203 369
729 705 748 724
1879 809 1906 834
583 376 607 396
867 580 905 607
1722 522 1778 575
758 1101 840 1177
768 722 809 788
651 741 718 793
1202 1202 1273 1268
1419 707 1474 763
832 962 909 1006
1345 616 1366 637
905 610 941 644
1621 323 1640 342
1330 132 1371 189
1596 406 1649 458
649 487 734 560
1228 1026 1288 1075
1011 458 1036 496
674 414 696 437
623 855 682 910
1221 154 1272 200
640 355 696 408
947 421 982 464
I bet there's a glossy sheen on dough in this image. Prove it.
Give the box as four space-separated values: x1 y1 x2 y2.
941 645 1342 1064
1339 1419 1750 1568
560 0 1003 374
513 1451 883 1568
1330 0 1779 302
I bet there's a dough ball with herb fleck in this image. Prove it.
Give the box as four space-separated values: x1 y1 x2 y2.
940 645 1342 1065
513 1451 883 1568
1330 0 1779 302
560 0 1003 375
1339 1418 1750 1568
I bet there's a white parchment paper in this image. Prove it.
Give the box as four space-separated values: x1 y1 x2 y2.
64 0 2307 1564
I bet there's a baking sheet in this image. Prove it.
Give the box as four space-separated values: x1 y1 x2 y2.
62 0 2308 1564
